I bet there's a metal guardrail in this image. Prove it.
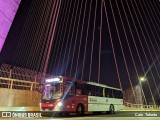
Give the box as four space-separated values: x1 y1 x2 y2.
0 67 54 92
124 102 160 109
0 77 39 91
0 64 55 84
0 69 37 82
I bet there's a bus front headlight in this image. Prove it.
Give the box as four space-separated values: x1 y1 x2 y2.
57 102 62 107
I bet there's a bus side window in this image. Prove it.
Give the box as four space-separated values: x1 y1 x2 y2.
69 85 75 95
75 82 87 95
105 88 113 98
112 90 123 99
115 90 119 98
64 80 75 95
82 83 88 95
112 90 115 98
109 89 113 98
93 86 99 96
98 87 103 97
87 84 94 96
105 88 109 97
87 85 90 95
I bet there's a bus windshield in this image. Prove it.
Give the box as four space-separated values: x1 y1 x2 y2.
42 82 63 100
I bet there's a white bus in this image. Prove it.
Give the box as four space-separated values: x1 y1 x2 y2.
87 82 125 114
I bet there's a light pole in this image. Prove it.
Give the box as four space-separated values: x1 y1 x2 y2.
138 76 147 105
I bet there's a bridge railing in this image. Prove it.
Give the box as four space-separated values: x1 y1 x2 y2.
124 101 160 109
0 77 39 91
0 65 56 92
0 69 37 82
0 64 46 83
0 67 44 90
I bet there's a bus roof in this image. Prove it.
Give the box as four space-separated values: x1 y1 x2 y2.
45 76 122 91
87 82 122 91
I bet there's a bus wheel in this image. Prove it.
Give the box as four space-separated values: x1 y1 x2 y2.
59 112 68 116
109 104 115 114
76 104 84 116
58 112 63 116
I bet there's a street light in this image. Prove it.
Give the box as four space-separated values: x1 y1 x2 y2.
139 77 147 82
138 76 147 105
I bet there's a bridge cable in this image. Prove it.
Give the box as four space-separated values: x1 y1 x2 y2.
148 0 160 33
74 0 88 78
28 0 50 71
40 0 60 73
49 0 71 74
65 1 83 76
81 0 93 80
136 0 160 98
55 0 72 75
129 0 156 104
33 0 57 78
50 0 68 75
124 0 148 105
117 0 147 104
41 0 62 83
103 1 122 91
97 0 103 83
37 0 58 75
35 0 56 74
130 0 157 104
109 0 137 104
58 0 78 76
145 0 160 61
68 0 84 77
48 0 68 74
30 0 54 71
88 0 97 82
61 0 81 77
18 0 44 69
60 0 75 75
11 0 36 67
153 0 160 14
142 0 160 97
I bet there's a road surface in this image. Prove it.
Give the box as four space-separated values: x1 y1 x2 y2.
0 111 160 120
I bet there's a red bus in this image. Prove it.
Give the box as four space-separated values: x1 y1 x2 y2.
40 76 124 115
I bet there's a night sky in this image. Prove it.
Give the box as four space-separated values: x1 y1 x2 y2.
1 0 160 102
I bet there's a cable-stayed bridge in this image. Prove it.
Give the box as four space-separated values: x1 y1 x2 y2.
0 0 160 114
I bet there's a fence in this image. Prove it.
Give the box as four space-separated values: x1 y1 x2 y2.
124 101 160 109
0 64 43 91
0 64 56 91
0 77 38 91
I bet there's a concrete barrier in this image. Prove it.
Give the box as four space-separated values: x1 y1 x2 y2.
0 88 41 107
0 107 40 111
